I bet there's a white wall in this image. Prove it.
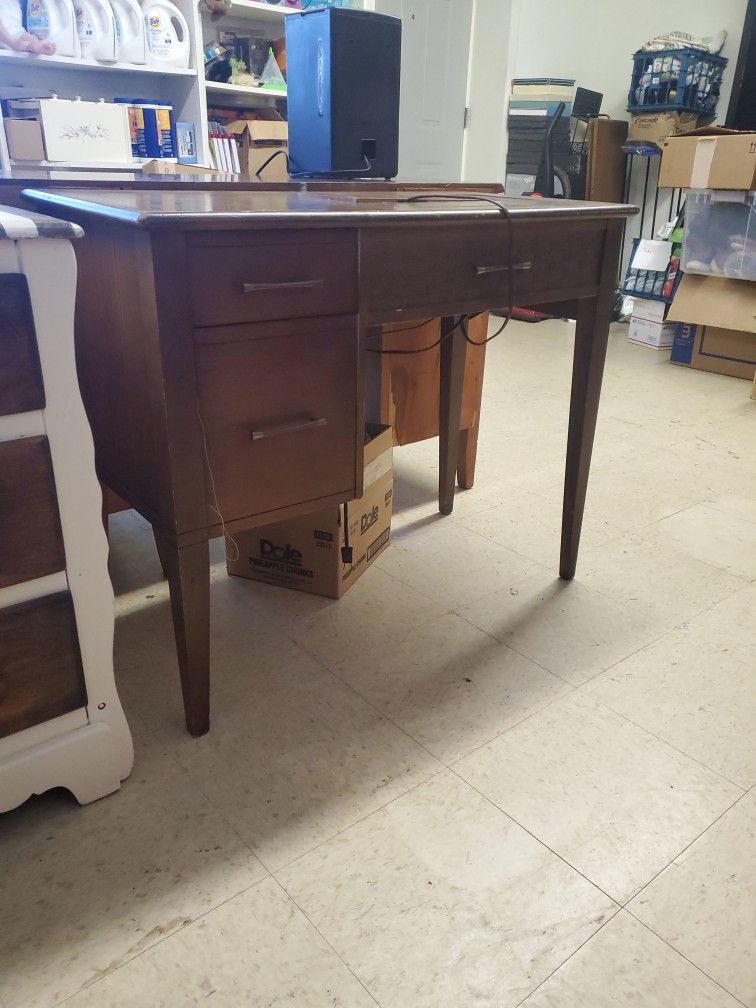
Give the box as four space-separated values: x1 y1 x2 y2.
462 0 515 182
508 0 748 121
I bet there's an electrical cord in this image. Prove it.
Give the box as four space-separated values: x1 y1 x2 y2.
369 193 517 354
265 153 375 180
368 314 478 355
255 148 290 179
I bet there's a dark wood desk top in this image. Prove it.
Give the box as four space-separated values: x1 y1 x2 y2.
23 187 637 231
2 169 503 193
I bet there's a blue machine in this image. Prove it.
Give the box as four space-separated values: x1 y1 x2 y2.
285 7 402 179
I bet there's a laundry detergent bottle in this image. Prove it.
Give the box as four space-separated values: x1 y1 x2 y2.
75 0 118 60
26 0 81 57
142 0 189 69
109 0 146 63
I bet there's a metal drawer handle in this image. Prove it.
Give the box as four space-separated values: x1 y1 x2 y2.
242 279 324 294
251 417 328 441
475 261 533 276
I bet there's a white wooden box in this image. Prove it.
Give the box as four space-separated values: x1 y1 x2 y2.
39 97 131 164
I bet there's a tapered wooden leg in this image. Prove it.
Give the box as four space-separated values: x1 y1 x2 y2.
457 425 480 490
152 525 170 579
456 318 487 490
560 221 622 580
439 315 466 515
161 537 211 736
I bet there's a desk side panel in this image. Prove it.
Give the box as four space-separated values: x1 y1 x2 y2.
72 226 175 530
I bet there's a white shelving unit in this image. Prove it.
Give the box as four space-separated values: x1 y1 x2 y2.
205 80 286 101
0 49 196 75
200 0 289 112
0 3 366 171
0 0 291 170
215 0 294 23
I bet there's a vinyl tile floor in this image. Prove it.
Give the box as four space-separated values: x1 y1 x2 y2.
2 319 755 1008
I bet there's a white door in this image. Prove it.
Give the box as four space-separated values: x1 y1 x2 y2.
375 0 473 181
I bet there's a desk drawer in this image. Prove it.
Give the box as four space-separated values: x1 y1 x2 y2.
195 321 359 524
188 233 357 327
0 273 45 416
0 436 65 590
0 591 86 739
361 223 605 313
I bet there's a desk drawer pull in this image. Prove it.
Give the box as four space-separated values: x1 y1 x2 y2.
251 417 328 441
242 279 324 294
475 262 533 276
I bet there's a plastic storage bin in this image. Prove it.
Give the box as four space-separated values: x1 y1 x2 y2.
682 189 756 281
627 48 727 114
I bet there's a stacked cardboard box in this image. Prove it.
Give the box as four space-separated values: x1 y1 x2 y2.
505 79 574 195
660 129 756 382
228 425 392 599
628 297 679 349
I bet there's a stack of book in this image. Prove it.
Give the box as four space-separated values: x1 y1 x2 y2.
505 78 575 195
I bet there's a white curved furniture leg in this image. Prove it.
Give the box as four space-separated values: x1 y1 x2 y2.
0 212 133 813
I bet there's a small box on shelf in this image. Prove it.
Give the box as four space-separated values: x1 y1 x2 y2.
4 119 45 161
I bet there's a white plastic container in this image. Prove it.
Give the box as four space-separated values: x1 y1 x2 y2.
25 0 81 57
142 0 189 69
75 0 118 61
110 0 146 63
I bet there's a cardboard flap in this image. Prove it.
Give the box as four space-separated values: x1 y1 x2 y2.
668 274 756 334
676 126 755 137
226 118 288 143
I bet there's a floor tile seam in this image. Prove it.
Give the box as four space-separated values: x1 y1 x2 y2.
510 905 624 1008
270 766 449 876
582 690 752 793
622 910 751 1008
444 682 578 767
267 875 382 1008
446 765 620 908
699 499 756 529
50 873 272 1008
625 788 752 911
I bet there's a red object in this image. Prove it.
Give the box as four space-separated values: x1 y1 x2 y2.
511 307 555 323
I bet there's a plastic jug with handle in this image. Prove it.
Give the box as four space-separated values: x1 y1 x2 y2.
109 0 146 63
26 0 81 57
75 0 118 61
142 0 189 69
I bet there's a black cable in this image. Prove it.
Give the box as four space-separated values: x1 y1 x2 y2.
255 148 290 179
341 502 353 565
368 314 477 355
400 193 516 342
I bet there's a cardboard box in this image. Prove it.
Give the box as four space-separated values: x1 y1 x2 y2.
627 111 697 146
631 297 667 323
226 109 289 178
227 426 393 599
659 128 756 190
668 273 756 379
670 323 756 380
4 118 45 161
141 160 217 176
628 314 677 349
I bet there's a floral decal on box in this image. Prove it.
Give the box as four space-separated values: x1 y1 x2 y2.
58 124 111 141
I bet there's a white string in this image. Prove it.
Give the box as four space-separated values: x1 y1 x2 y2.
197 407 240 563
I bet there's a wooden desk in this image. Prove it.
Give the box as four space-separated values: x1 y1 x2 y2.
24 187 636 737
